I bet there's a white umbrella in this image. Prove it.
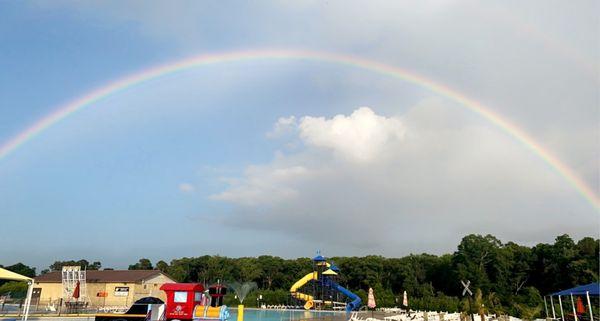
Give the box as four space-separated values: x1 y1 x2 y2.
403 291 408 307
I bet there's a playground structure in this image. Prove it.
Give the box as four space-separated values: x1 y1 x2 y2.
290 252 361 313
95 282 229 321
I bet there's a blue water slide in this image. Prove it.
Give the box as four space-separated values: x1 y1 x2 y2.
335 283 362 312
322 278 361 312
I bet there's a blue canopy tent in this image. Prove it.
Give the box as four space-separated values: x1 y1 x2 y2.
552 283 600 297
545 283 599 321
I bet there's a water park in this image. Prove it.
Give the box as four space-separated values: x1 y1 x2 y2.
2 250 598 321
2 2 598 321
0 252 364 321
289 252 361 312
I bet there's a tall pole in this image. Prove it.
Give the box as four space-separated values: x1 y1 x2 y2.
21 280 33 321
550 296 556 319
558 296 564 321
570 294 578 321
586 291 593 321
544 296 549 318
467 296 474 321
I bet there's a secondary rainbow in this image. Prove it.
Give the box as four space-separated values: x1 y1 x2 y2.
0 49 597 210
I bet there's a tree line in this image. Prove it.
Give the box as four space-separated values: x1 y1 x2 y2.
1 234 597 319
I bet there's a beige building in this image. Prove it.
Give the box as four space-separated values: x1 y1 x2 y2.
33 270 175 308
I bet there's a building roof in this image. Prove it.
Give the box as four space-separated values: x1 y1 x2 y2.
34 270 167 283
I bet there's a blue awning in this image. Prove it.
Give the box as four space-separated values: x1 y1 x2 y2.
552 283 600 296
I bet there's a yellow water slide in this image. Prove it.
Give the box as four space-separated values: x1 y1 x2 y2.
290 272 317 309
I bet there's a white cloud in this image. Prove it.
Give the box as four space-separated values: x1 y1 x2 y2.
210 165 309 206
266 116 297 139
178 183 195 193
299 107 405 162
209 103 596 254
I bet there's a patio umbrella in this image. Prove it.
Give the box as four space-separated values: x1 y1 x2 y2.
403 291 408 307
368 288 376 309
73 281 81 300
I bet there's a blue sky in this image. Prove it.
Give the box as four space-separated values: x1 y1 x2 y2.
0 1 598 270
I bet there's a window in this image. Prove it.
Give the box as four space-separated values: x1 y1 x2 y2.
174 291 187 303
194 292 203 302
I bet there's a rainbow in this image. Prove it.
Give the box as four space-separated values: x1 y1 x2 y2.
0 49 597 210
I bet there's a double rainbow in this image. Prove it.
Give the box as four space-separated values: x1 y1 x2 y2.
0 49 597 210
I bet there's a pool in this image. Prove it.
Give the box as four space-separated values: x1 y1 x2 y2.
230 309 344 321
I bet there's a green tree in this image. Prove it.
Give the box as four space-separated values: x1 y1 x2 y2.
156 260 169 272
49 259 101 271
503 242 534 295
34 233 593 312
0 281 29 298
129 258 153 270
4 263 36 278
236 257 262 282
452 234 503 293
257 256 285 289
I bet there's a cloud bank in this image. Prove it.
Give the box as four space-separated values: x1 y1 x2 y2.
210 102 595 254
